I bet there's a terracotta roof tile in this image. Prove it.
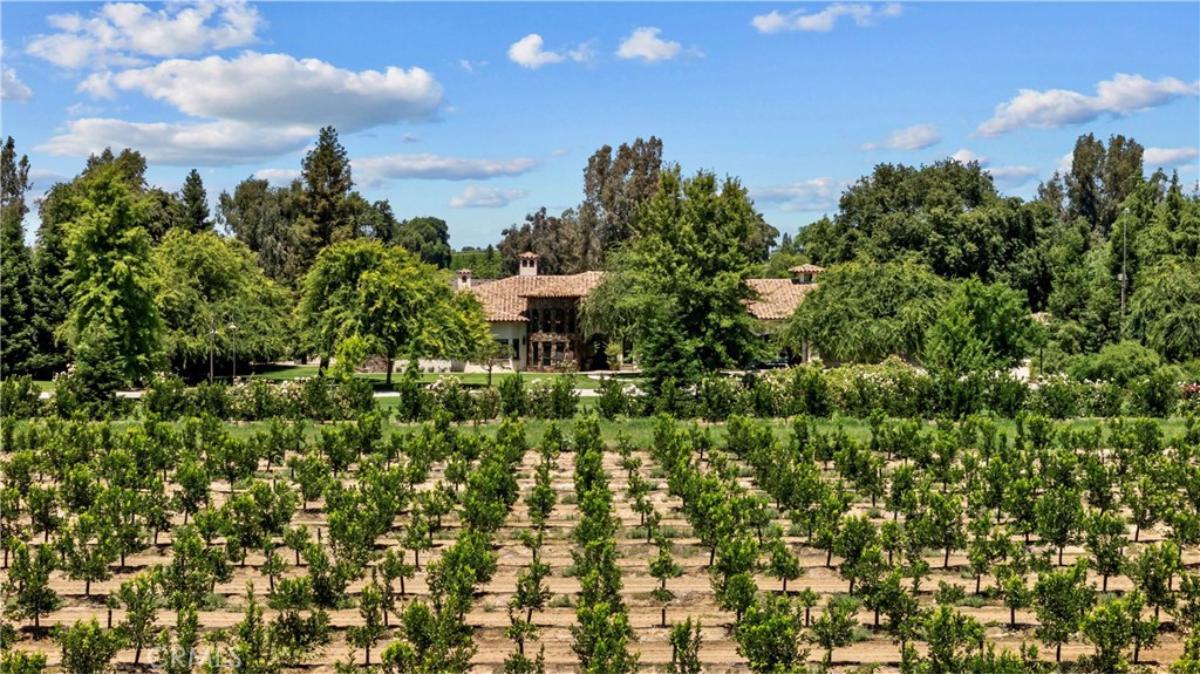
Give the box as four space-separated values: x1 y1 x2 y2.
466 272 605 322
467 271 814 323
745 278 817 320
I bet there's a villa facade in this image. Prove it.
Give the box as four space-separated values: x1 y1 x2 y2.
460 253 821 371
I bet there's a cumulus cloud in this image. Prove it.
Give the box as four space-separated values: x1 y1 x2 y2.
950 148 986 164
978 73 1200 137
1 67 33 101
616 27 683 62
79 52 443 129
751 177 844 212
862 123 941 151
253 168 301 185
353 153 538 185
949 149 1037 186
449 185 528 208
752 3 902 34
508 34 563 69
39 118 315 165
27 0 262 69
1144 146 1199 169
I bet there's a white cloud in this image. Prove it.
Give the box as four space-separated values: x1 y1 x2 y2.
862 123 941 151
354 153 538 185
949 148 1037 186
950 148 986 164
508 34 564 69
752 3 902 34
985 165 1039 186
27 0 262 69
449 185 528 208
751 177 844 212
83 52 443 130
253 168 300 185
39 118 315 165
616 27 682 62
978 73 1200 137
1144 146 1199 169
1 67 33 101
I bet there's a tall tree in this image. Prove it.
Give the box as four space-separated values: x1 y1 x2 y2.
0 136 37 376
300 126 354 262
297 239 489 382
153 230 292 373
579 136 663 262
393 215 453 268
585 168 766 388
218 177 305 285
62 164 162 394
180 168 211 233
1066 133 1144 237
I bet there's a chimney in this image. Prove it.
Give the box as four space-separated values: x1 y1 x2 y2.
789 264 825 285
456 268 473 289
518 251 539 277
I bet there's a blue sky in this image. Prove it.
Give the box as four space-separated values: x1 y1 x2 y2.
2 1 1198 248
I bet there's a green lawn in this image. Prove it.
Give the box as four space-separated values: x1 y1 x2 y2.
245 364 610 389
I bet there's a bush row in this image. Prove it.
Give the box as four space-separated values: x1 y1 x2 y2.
2 358 1196 422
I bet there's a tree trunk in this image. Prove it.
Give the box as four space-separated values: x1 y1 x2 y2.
135 645 142 664
1056 643 1061 663
661 606 667 628
386 352 395 386
944 545 951 568
1010 606 1016 627
1102 573 1108 592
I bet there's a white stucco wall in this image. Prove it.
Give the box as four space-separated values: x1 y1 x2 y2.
489 321 528 370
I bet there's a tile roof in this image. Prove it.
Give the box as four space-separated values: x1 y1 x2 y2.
467 272 606 322
467 271 814 323
788 264 826 274
745 278 818 320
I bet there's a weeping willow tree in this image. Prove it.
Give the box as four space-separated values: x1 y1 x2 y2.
1130 257 1200 362
784 260 949 365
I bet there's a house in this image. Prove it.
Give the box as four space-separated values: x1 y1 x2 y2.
459 253 823 371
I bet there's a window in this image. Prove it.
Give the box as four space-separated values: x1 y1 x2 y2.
554 342 565 364
512 338 520 360
541 342 551 367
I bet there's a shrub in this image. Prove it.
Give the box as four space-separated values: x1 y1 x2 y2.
1027 375 1084 419
1068 340 1163 387
229 378 290 420
529 375 577 419
190 381 230 418
427 377 474 422
334 377 375 418
393 364 427 422
697 375 738 421
471 386 500 421
1130 366 1180 418
781 366 831 417
595 377 629 419
142 373 189 418
498 375 527 417
0 375 42 419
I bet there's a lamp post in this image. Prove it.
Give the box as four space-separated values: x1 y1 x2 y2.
208 317 217 383
228 322 239 381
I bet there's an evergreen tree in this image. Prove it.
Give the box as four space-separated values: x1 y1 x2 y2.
0 136 37 376
299 126 354 263
180 169 211 233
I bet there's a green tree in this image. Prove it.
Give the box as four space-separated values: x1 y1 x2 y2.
392 216 452 268
3 542 60 629
925 278 1033 374
1129 257 1200 362
1033 561 1094 663
810 595 859 670
586 168 768 388
668 618 703 674
787 260 950 363
61 165 162 394
0 650 46 674
180 169 211 233
217 177 305 285
0 136 37 376
153 229 291 373
733 594 809 674
299 126 354 262
54 618 122 674
110 572 159 664
298 239 489 383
